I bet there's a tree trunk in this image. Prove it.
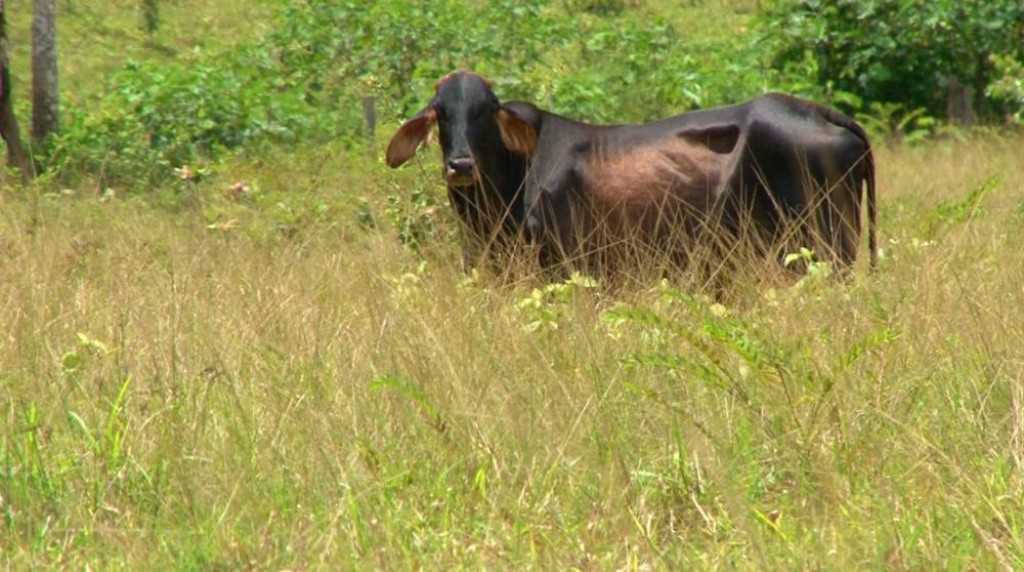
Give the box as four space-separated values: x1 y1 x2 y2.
0 1 32 179
946 75 976 127
32 0 58 143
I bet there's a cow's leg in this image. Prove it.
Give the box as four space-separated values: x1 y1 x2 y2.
526 180 580 272
821 180 861 273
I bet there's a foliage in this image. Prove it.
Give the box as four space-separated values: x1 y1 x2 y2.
563 0 637 16
140 0 160 35
783 247 834 287
522 18 694 122
516 272 600 332
759 0 1024 120
988 54 1024 124
922 175 997 239
855 102 937 145
262 0 562 119
261 0 805 124
46 51 313 191
381 180 448 251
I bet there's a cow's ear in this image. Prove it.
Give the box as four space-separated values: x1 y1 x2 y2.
386 107 438 168
496 107 537 156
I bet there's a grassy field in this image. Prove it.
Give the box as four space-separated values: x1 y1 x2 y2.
3 1 1024 570
4 130 1024 570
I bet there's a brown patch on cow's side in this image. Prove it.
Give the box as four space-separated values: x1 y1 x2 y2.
584 136 732 214
570 135 740 266
555 136 739 281
495 108 537 156
385 108 437 168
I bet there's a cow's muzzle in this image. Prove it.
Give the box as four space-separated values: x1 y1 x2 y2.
446 157 476 187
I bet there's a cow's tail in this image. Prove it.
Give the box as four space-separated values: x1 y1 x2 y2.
865 146 878 270
845 118 878 271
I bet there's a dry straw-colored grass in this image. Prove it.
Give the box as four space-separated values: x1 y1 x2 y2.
2 135 1024 569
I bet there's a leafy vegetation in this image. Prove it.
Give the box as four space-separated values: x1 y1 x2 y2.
989 54 1024 123
760 0 1024 122
47 55 314 190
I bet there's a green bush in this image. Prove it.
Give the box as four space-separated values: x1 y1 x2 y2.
48 52 315 191
516 18 696 122
988 54 1024 124
759 0 1024 120
263 0 555 118
261 0 798 124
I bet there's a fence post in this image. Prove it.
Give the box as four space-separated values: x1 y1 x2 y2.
362 96 376 148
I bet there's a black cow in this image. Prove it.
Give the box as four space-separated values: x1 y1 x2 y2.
386 72 533 270
387 71 877 277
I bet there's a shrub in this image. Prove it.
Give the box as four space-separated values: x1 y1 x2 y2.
988 54 1024 124
758 0 1024 121
261 0 793 124
48 51 314 191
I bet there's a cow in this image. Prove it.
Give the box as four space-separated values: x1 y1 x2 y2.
386 72 533 270
386 71 877 281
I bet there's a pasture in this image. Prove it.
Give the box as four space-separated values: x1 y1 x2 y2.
4 133 1024 569
3 0 1024 569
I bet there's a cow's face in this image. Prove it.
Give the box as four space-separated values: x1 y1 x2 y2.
433 73 503 187
386 71 537 188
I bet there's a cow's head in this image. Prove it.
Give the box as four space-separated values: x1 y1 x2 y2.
386 71 537 188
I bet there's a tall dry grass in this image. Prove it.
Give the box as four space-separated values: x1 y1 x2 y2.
2 135 1024 569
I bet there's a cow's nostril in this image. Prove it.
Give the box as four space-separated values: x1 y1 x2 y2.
447 157 474 173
